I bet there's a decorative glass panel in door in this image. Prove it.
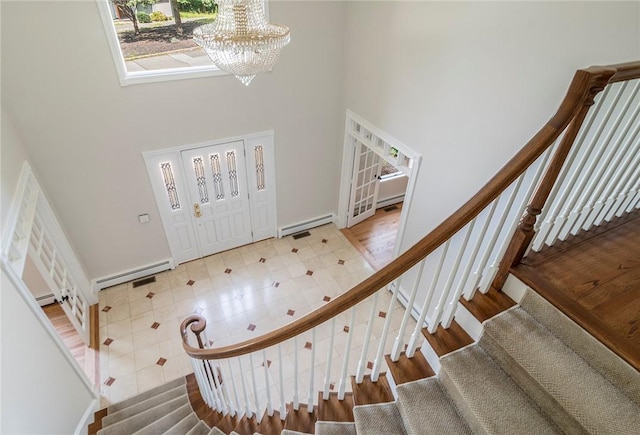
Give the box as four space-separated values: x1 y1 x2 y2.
347 140 382 227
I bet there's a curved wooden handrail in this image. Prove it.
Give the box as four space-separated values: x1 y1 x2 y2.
181 61 639 361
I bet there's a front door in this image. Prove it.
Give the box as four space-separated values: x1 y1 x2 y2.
144 132 277 264
181 141 253 256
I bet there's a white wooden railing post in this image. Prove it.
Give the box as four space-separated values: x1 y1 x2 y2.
355 292 379 383
322 319 336 400
338 308 356 400
263 349 274 417
226 359 239 417
278 344 287 420
293 337 300 411
371 279 401 381
307 328 317 413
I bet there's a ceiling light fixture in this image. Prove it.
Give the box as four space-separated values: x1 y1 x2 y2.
193 0 290 86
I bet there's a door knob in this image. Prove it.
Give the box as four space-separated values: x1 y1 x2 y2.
193 203 203 218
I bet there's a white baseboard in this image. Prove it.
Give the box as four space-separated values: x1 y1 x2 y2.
278 213 336 237
92 258 174 291
75 398 100 435
377 194 405 209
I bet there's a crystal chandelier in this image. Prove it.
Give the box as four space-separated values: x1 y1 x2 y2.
193 0 291 86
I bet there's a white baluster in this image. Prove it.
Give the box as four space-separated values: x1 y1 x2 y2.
307 328 317 413
355 292 379 384
407 241 450 356
209 360 227 414
238 356 253 417
262 350 274 417
464 200 499 298
322 319 336 400
338 308 357 400
278 344 287 420
226 359 239 417
390 260 426 361
443 219 478 329
371 279 401 381
249 353 261 419
293 336 299 411
599 148 640 223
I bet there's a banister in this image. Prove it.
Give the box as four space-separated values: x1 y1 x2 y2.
181 62 634 361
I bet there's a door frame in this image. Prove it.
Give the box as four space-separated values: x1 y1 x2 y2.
337 110 422 259
142 131 278 264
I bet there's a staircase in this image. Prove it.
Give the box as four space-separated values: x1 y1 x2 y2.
91 286 640 434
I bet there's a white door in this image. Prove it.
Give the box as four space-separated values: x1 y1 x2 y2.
181 141 253 256
144 132 277 264
347 141 383 227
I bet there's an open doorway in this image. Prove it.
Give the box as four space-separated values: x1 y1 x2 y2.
337 111 421 270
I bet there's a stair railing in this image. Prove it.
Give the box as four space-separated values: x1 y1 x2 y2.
181 61 640 423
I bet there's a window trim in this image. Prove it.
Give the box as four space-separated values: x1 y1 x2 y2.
96 0 228 86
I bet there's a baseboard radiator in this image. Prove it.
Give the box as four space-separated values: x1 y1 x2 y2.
92 258 174 291
377 194 405 209
278 214 335 237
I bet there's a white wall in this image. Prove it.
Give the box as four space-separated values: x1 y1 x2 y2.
342 1 640 255
1 111 29 230
1 267 95 435
1 0 347 280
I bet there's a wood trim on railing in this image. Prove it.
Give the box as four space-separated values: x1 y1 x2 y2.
181 62 635 361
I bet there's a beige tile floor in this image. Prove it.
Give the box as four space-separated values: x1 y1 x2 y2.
98 224 416 410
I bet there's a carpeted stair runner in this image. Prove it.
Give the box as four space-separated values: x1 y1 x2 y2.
96 290 640 434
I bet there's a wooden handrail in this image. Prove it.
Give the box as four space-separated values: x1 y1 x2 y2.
181 61 638 361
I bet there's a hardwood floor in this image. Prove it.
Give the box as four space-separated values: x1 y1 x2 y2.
512 210 640 371
42 302 100 385
342 203 402 270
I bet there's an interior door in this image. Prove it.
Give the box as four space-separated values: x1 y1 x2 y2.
181 141 254 256
347 141 383 227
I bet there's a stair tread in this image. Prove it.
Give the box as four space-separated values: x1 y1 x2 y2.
208 426 226 435
482 306 640 433
133 403 192 435
185 420 211 435
102 384 187 427
396 378 471 435
97 394 190 435
385 348 435 385
107 376 185 414
440 346 561 434
165 413 201 435
353 402 407 435
520 288 640 406
315 421 356 435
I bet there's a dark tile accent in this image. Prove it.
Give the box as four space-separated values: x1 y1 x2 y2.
338 260 345 265
306 270 314 276
273 281 280 288
304 341 313 350
186 280 195 286
102 306 112 312
378 311 387 319
330 382 335 390
262 360 272 368
292 231 311 240
323 296 331 302
291 248 299 253
156 357 167 366
321 239 328 243
151 322 160 329
145 292 155 299
259 258 266 263
209 340 214 346
367 361 374 370
103 338 113 346
104 377 115 386
224 268 232 274
343 326 350 333
287 309 295 316
132 276 156 288
247 324 256 331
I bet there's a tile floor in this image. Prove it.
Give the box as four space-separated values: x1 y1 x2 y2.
98 224 416 409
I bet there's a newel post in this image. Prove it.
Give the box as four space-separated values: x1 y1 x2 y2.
491 71 613 291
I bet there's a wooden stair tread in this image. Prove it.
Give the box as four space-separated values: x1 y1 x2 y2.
284 403 317 434
257 410 285 434
350 373 394 405
460 286 516 323
233 414 260 435
423 320 474 357
317 392 355 422
215 414 238 433
385 349 435 385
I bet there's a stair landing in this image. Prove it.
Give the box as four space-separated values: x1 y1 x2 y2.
512 210 640 371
